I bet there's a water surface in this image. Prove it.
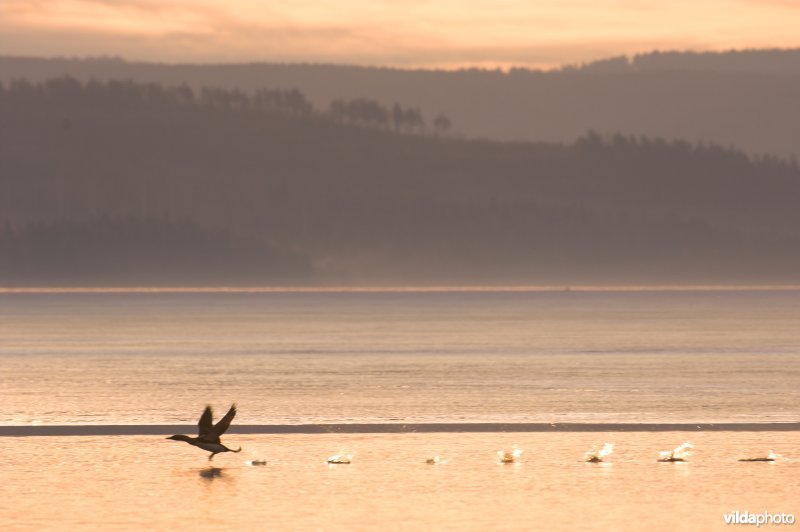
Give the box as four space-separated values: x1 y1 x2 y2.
2 432 798 530
2 289 799 529
1 290 799 425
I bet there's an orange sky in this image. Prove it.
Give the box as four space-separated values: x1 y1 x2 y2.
1 0 799 68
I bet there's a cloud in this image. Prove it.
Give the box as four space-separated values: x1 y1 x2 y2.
2 0 800 68
738 0 800 8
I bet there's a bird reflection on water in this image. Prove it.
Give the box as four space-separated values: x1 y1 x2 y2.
199 467 224 480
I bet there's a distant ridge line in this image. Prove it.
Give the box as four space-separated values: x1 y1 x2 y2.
2 423 799 436
3 285 800 294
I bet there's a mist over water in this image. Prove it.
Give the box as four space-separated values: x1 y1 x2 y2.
2 289 798 425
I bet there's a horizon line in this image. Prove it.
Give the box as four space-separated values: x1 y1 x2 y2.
4 45 800 74
3 284 800 295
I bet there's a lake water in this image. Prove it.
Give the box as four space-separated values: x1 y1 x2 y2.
1 289 799 529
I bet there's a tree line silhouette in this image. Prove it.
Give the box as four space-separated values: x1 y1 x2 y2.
569 48 800 74
3 52 799 158
1 77 445 133
1 77 800 285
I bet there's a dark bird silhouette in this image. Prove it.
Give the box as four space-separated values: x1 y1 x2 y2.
167 404 242 460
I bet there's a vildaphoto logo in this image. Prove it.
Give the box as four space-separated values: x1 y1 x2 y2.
724 511 796 527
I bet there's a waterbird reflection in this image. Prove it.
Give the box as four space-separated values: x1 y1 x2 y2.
199 467 224 480
658 442 693 462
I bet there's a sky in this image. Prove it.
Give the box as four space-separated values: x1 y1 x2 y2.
1 0 800 69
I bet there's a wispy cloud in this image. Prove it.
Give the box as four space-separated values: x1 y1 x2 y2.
738 0 800 8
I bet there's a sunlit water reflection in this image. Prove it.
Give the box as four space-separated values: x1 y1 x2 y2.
2 432 798 530
1 290 799 528
2 290 800 425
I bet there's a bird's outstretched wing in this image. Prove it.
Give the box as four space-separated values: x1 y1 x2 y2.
212 404 237 438
198 405 214 438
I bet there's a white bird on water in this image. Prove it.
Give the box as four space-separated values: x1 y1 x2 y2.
585 443 614 463
327 453 353 464
497 445 523 464
658 442 692 462
739 450 778 462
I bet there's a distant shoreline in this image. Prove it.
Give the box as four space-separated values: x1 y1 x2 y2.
2 423 799 437
3 285 800 295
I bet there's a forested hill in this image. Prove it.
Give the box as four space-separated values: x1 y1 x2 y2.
2 49 800 157
2 78 800 286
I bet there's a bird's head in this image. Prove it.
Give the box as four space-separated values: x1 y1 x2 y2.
167 434 190 442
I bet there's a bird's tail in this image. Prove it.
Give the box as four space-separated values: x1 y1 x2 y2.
233 447 242 453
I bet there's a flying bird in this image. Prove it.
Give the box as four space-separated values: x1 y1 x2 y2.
167 404 242 460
